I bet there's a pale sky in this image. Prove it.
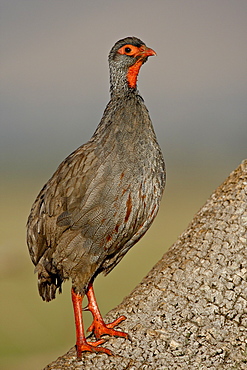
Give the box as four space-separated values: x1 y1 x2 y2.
1 0 247 177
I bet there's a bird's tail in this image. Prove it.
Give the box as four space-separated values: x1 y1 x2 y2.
35 263 63 302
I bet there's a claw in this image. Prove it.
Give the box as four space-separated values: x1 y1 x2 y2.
76 338 112 359
87 314 128 340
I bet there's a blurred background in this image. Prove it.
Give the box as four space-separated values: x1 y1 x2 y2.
1 1 246 369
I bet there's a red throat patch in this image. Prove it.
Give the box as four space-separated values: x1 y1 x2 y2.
127 59 143 89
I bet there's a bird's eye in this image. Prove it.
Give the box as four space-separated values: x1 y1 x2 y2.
117 44 138 56
125 47 132 53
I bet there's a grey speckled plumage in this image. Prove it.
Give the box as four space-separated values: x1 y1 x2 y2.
27 37 166 303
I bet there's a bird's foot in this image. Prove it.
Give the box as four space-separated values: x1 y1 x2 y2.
87 315 128 340
76 338 112 359
85 283 128 340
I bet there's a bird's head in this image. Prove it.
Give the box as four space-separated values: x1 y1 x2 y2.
108 37 156 95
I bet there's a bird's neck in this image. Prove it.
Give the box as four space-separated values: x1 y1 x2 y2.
109 64 139 97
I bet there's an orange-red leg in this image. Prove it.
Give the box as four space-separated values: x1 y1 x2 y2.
71 287 111 359
86 283 128 340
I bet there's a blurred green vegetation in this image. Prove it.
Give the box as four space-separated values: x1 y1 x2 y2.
0 164 237 370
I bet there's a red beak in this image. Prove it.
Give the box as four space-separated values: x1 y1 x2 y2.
143 47 156 57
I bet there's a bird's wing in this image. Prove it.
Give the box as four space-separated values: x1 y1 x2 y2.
26 143 99 265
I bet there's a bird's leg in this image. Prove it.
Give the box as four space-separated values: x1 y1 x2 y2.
71 287 112 358
86 283 128 340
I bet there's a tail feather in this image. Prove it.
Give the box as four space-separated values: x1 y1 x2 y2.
38 275 63 302
35 263 63 302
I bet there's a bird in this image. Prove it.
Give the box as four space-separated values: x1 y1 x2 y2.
27 36 166 359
